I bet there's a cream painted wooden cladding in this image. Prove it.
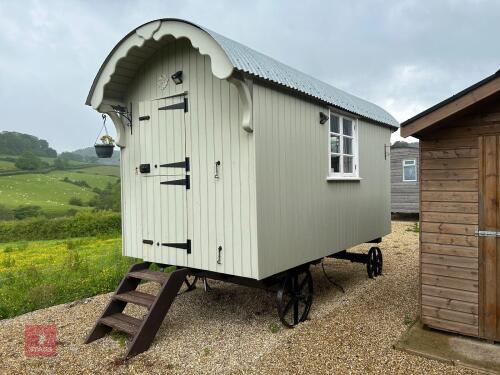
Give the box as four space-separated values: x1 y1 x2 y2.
253 84 392 278
120 38 259 278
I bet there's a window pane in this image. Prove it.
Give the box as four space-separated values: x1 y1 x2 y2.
330 115 339 133
404 165 417 181
344 156 353 173
343 118 353 136
343 137 353 155
331 155 340 173
330 135 340 153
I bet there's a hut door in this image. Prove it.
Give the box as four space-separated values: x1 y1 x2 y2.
138 98 189 266
479 135 500 340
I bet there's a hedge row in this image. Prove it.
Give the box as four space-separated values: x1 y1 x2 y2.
0 211 121 242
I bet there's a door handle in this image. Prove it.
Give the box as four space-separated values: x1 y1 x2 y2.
214 161 221 179
217 246 222 264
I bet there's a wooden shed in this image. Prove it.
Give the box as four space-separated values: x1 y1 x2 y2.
391 143 419 214
401 69 500 340
84 19 398 356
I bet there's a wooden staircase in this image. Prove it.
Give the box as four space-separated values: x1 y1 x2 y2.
84 262 189 358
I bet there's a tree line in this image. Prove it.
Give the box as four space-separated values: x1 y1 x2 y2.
0 131 57 157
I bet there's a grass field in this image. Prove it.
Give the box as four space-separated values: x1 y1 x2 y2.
0 167 119 216
0 154 89 171
0 160 16 172
74 165 121 177
0 236 137 319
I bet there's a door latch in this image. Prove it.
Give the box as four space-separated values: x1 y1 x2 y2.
217 246 222 264
214 161 221 179
475 230 500 237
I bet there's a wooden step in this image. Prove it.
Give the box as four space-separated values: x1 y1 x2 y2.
113 290 156 309
85 263 189 359
99 313 142 336
128 269 170 284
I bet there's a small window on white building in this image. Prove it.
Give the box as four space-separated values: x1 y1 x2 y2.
403 159 417 182
329 113 358 178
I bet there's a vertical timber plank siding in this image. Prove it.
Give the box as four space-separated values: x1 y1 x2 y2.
122 38 258 278
391 147 419 213
479 134 500 339
253 84 391 279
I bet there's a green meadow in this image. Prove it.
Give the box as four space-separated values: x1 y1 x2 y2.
0 159 16 171
0 168 119 216
0 236 136 319
0 154 88 173
0 133 126 319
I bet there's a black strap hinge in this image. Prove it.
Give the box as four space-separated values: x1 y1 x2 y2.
160 175 190 189
161 239 191 254
160 157 190 172
158 97 188 113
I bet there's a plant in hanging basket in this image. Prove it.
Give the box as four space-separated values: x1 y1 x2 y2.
94 135 115 158
100 135 115 145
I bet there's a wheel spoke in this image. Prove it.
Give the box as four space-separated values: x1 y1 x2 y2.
298 275 309 291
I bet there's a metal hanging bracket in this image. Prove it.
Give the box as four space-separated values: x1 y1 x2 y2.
110 103 133 134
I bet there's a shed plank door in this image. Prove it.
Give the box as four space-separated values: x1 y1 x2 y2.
139 99 188 266
479 135 500 340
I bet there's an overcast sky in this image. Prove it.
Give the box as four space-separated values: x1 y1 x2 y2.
1 0 499 151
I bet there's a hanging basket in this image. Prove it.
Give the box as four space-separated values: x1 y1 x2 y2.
94 144 114 158
94 114 115 158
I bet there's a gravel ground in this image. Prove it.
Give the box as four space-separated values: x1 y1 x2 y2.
0 221 479 374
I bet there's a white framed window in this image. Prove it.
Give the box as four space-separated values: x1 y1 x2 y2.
328 112 359 179
402 159 417 182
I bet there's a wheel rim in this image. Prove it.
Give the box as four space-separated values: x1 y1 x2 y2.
374 247 383 276
367 248 376 278
277 269 313 328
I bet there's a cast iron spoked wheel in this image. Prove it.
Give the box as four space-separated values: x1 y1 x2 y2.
367 247 383 278
276 268 314 328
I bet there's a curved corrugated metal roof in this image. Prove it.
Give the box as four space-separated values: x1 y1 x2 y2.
87 18 398 129
206 28 399 128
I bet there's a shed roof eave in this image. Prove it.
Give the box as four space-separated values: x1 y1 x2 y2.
401 69 500 138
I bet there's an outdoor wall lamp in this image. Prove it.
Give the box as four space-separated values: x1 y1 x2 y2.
171 70 183 85
319 111 329 125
